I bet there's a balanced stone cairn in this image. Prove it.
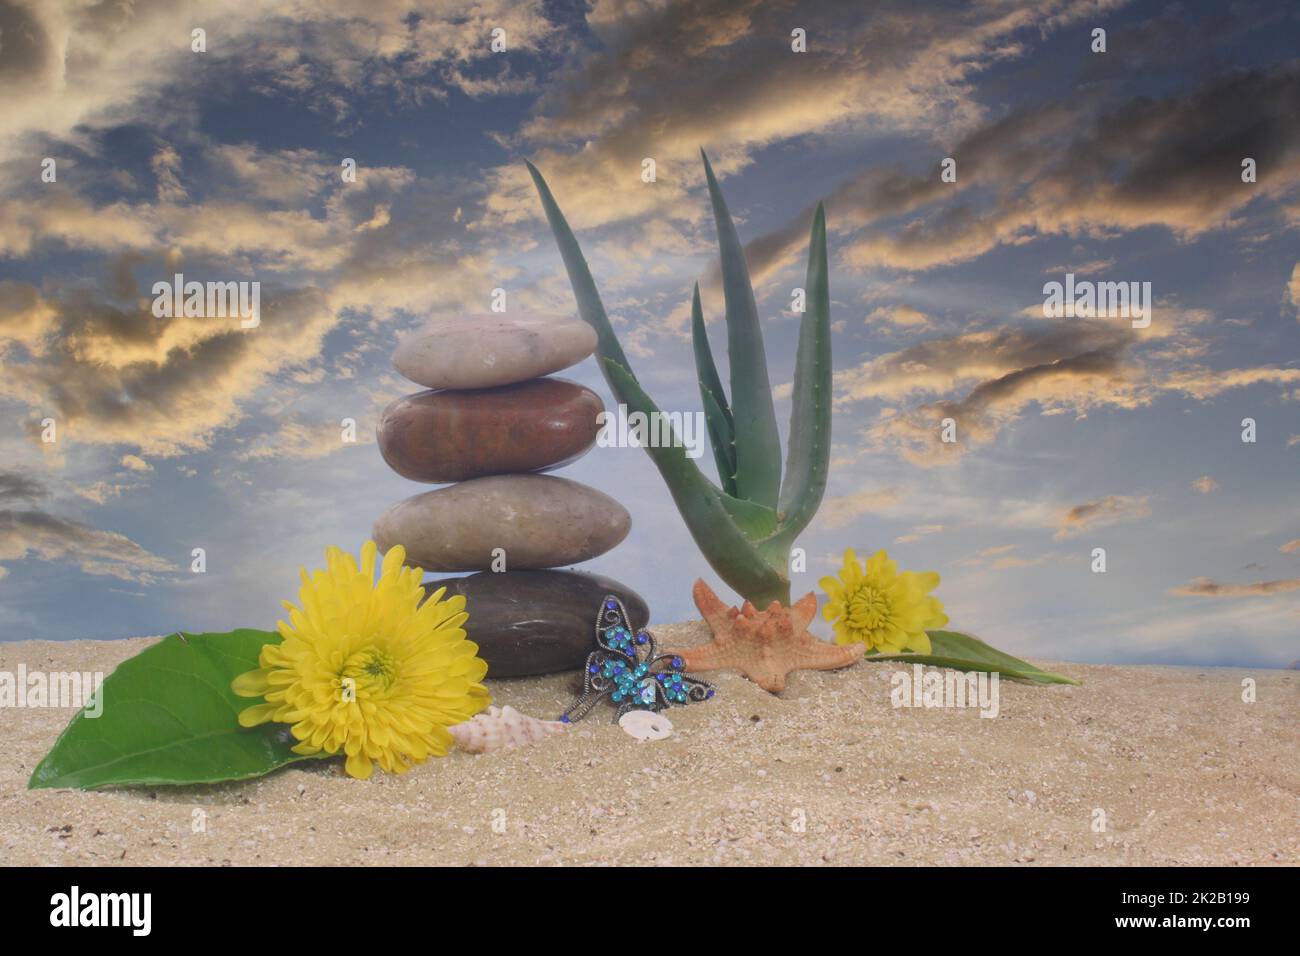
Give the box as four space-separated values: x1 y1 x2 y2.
373 314 648 677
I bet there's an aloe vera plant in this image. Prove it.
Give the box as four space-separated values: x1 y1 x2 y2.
528 151 830 608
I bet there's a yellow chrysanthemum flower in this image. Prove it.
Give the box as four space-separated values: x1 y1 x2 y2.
819 547 948 655
232 541 489 779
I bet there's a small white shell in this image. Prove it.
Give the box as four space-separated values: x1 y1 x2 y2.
619 710 673 741
449 705 566 754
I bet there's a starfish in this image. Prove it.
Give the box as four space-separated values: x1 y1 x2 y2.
669 579 865 693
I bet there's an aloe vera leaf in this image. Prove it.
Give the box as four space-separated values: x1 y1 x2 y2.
700 150 782 509
775 202 832 543
604 358 789 601
700 387 739 496
692 284 738 494
864 631 1080 685
717 491 779 538
526 161 634 377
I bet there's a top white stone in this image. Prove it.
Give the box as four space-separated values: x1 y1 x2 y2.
393 313 598 390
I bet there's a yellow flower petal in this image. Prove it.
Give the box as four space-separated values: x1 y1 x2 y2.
237 702 278 727
819 547 946 661
231 668 271 698
345 751 373 779
234 541 491 780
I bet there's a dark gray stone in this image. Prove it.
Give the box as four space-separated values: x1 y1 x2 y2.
422 570 649 678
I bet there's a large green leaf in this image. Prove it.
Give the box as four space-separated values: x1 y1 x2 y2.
29 629 326 790
701 150 782 509
526 160 634 377
691 283 737 496
604 359 789 605
774 203 832 545
863 630 1080 685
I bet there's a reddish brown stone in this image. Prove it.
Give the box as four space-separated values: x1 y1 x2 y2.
377 377 603 483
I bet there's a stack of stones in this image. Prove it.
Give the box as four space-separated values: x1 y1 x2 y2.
372 314 649 677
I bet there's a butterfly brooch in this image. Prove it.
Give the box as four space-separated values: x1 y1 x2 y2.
559 595 716 723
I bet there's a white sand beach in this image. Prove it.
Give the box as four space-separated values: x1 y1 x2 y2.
2 623 1295 866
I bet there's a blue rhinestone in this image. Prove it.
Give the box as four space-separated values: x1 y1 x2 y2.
606 601 616 609
559 715 570 723
671 657 683 669
706 689 715 698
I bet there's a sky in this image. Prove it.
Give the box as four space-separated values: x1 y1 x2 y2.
0 0 1297 668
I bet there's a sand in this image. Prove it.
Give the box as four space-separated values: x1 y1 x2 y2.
2 623 1295 866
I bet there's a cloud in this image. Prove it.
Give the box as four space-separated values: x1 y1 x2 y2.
210 143 333 205
485 0 1123 232
836 316 1300 467
235 419 372 462
0 279 57 349
0 1 558 167
1043 258 1116 275
0 151 486 459
1157 366 1300 401
0 284 336 455
1171 577 1300 598
150 145 188 203
737 61 1300 277
813 485 904 530
845 322 1138 466
0 194 158 258
0 470 45 505
894 523 943 544
852 62 1300 269
866 304 929 327
1191 475 1218 494
73 481 142 505
1054 495 1150 540
0 508 175 582
954 543 1056 570
120 455 153 472
1281 539 1300 555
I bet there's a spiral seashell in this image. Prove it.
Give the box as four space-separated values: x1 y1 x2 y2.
449 705 566 754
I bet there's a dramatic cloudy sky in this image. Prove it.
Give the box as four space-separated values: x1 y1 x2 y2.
1 0 1297 667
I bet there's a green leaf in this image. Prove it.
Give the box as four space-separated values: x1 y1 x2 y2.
775 203 832 545
717 492 778 538
526 161 634 377
692 284 737 495
603 358 789 604
701 150 782 509
29 629 327 790
862 630 1080 685
700 387 738 496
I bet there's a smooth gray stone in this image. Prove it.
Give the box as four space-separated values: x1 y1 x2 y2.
422 570 649 677
372 474 631 571
392 313 597 390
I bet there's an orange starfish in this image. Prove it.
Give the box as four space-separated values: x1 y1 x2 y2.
670 579 865 693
